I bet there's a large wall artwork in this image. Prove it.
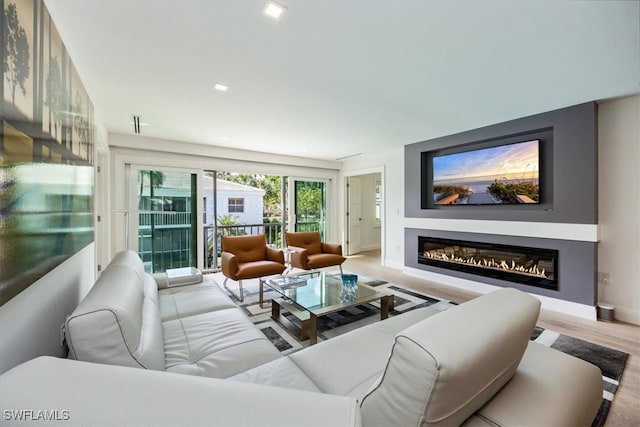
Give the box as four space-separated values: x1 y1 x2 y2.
0 0 94 306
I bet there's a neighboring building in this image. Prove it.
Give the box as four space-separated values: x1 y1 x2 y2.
202 177 265 226
139 174 265 226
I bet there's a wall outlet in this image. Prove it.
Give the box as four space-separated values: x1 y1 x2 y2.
598 272 611 287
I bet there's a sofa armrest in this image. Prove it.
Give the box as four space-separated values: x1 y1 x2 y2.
221 251 239 279
0 357 362 427
321 242 343 256
266 246 285 264
288 246 310 269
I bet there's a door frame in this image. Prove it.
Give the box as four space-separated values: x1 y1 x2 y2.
343 165 385 261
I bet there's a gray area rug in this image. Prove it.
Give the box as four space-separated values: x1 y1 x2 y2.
212 272 628 427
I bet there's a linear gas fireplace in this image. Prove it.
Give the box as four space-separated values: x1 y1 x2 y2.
418 236 558 290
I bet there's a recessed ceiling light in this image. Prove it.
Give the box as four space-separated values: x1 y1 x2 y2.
214 83 229 92
263 1 286 20
220 136 229 141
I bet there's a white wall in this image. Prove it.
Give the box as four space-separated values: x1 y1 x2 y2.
0 243 96 374
598 95 640 325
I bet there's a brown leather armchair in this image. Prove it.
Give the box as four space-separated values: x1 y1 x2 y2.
285 231 346 274
221 234 286 302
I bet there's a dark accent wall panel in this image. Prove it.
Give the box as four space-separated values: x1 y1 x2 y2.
405 102 597 224
405 228 597 305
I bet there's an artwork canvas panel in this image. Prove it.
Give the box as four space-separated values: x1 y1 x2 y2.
1 0 94 306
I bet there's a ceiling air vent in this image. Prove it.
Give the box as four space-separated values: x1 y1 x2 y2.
132 115 141 134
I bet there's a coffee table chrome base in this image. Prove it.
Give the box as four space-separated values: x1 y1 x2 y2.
271 293 394 345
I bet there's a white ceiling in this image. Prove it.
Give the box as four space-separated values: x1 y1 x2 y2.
45 0 640 161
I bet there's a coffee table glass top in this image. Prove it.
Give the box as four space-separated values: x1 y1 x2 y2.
265 271 389 316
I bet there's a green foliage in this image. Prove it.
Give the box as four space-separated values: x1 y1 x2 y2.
487 180 539 203
217 214 245 234
296 181 323 222
207 214 245 257
433 184 471 201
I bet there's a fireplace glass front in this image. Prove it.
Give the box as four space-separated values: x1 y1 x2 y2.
418 236 558 290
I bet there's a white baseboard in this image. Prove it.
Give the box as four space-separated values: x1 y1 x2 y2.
403 266 597 321
360 244 381 252
384 259 404 270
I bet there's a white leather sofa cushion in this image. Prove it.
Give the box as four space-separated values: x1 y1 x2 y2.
158 277 238 322
0 357 362 427
65 265 165 371
230 357 323 392
163 307 280 378
461 340 603 427
360 288 540 427
289 305 444 399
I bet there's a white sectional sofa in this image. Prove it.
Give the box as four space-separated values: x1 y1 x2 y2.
0 251 604 426
65 250 280 378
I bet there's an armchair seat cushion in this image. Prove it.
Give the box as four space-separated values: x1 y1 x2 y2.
235 260 287 280
307 253 347 270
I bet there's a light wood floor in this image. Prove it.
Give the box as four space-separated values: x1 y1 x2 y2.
343 250 640 427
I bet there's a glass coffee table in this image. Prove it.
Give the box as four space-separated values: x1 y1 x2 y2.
260 271 394 345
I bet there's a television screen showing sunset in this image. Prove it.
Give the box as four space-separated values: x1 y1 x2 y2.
432 140 540 205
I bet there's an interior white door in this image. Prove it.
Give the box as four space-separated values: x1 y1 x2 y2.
347 176 362 255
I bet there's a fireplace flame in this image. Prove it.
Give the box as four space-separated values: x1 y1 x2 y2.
423 251 548 279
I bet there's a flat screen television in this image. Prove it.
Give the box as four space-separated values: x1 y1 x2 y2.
432 139 540 205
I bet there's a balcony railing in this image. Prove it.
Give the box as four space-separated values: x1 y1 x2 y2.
139 211 192 227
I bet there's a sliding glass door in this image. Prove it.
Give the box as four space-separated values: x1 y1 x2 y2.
288 178 327 239
125 168 330 273
202 171 286 271
135 169 198 273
